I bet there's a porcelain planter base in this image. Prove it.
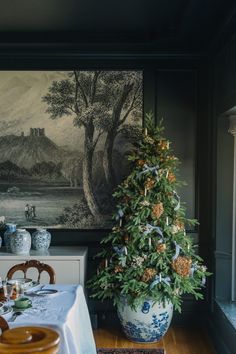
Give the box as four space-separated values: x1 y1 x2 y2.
117 299 173 343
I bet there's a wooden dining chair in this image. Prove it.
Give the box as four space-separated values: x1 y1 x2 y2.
0 316 9 333
0 326 60 353
7 260 56 284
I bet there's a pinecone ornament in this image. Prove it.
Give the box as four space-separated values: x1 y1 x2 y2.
145 136 155 144
114 265 123 273
175 219 185 231
156 243 166 253
172 256 192 277
136 159 146 167
152 202 164 219
168 172 176 183
141 268 157 282
158 140 169 150
145 177 156 190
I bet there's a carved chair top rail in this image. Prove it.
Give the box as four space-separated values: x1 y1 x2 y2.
7 260 56 284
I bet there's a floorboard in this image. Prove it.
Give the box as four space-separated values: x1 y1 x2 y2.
94 326 217 354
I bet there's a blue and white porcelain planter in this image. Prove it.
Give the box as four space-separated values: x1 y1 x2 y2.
4 223 16 252
117 298 173 343
10 229 31 255
32 228 51 252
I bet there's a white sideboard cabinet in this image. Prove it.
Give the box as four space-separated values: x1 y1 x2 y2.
0 246 88 288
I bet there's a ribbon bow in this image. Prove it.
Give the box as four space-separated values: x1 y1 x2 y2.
144 223 163 238
113 246 127 256
173 191 180 211
190 263 206 286
113 246 127 266
172 241 182 260
115 209 124 221
138 164 159 178
150 274 171 289
190 263 198 277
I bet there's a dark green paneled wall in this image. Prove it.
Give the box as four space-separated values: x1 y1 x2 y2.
0 52 211 326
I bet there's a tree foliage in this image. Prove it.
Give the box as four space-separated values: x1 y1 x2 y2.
88 113 211 312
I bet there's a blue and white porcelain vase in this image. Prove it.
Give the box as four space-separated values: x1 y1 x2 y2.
32 228 51 252
4 223 16 252
10 228 31 255
117 298 173 343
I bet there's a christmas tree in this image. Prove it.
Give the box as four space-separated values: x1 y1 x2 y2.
88 113 210 312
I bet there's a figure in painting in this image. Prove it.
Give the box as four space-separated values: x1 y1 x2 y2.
24 204 30 220
31 205 36 218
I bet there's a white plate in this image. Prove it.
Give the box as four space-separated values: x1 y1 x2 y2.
7 278 32 288
33 289 58 296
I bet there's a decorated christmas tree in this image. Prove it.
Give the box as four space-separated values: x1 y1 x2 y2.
88 113 210 312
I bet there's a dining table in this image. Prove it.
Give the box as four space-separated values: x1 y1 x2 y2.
0 283 97 354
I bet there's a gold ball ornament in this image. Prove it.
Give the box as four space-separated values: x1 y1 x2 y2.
152 202 164 219
172 256 192 277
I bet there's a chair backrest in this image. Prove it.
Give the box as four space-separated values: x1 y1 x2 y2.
0 316 9 333
7 260 56 284
0 326 60 353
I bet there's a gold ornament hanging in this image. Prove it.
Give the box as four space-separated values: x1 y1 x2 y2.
141 268 157 282
152 202 164 219
172 256 192 277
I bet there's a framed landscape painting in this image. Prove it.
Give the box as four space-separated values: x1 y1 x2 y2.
0 70 143 229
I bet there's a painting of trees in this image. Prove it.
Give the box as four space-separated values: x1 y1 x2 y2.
42 71 142 227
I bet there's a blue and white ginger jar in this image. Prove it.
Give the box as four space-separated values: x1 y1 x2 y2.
10 228 31 255
32 228 51 252
117 298 173 343
4 223 16 252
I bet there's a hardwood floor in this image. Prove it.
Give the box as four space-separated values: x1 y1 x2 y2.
94 326 217 354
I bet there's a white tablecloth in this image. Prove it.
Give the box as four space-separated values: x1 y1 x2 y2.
7 284 97 354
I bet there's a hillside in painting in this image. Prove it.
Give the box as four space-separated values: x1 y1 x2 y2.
0 133 63 170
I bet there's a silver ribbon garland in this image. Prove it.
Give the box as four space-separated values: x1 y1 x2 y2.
144 223 163 239
172 241 182 260
150 274 171 289
138 164 159 178
190 263 206 286
173 191 180 211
